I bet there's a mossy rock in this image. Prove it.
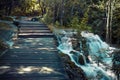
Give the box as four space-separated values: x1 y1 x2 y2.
0 16 13 21
112 50 120 71
59 53 69 58
0 22 12 30
15 16 22 20
67 61 77 68
0 40 9 51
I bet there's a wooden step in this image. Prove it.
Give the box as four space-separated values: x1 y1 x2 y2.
19 30 51 33
0 53 59 60
19 25 48 27
0 76 68 80
19 21 44 25
18 33 54 38
0 67 67 78
18 33 53 35
20 27 49 30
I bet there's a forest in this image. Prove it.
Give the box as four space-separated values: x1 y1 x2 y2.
0 0 120 45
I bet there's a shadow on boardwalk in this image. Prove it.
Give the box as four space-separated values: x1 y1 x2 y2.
0 21 69 80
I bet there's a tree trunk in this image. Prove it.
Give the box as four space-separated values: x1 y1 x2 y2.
71 5 74 16
106 0 110 43
106 0 115 44
60 0 64 26
38 0 46 17
109 0 115 44
7 0 14 16
53 4 58 23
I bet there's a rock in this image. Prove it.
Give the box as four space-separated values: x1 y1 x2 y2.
112 50 120 80
71 38 80 50
70 50 86 65
31 17 39 21
59 52 88 80
59 53 71 63
78 55 86 65
0 40 9 54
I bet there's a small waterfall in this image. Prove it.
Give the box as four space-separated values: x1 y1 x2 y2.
57 36 73 53
81 31 113 66
55 29 116 80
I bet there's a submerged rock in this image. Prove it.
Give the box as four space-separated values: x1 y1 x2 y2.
70 50 86 65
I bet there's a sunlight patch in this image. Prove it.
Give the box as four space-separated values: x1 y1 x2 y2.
17 66 55 74
0 66 10 74
39 67 54 74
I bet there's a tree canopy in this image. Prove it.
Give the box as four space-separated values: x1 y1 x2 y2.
0 0 120 44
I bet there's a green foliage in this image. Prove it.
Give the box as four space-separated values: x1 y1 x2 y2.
113 7 120 39
55 21 61 27
69 16 80 28
69 9 92 34
68 15 92 37
41 13 53 24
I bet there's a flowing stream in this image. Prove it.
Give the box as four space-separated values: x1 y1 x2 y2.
54 28 116 80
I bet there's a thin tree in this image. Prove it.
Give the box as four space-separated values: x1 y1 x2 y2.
105 0 115 44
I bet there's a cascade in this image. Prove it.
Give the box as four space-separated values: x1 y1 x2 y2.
55 29 116 80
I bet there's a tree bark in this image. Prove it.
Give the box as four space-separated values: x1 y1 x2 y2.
109 0 115 44
60 0 64 26
106 0 115 44
106 0 110 43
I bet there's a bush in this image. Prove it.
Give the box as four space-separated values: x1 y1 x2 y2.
41 13 53 24
55 21 60 27
69 16 92 35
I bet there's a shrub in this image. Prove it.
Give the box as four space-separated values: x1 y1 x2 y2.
41 13 53 24
55 21 60 27
69 16 92 36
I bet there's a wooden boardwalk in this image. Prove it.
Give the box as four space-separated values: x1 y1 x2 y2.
0 21 69 80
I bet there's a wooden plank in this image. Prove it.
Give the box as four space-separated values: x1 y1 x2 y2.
0 77 68 80
19 30 51 33
0 69 67 77
18 34 54 38
19 25 48 27
19 33 53 35
0 54 59 60
20 27 49 29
